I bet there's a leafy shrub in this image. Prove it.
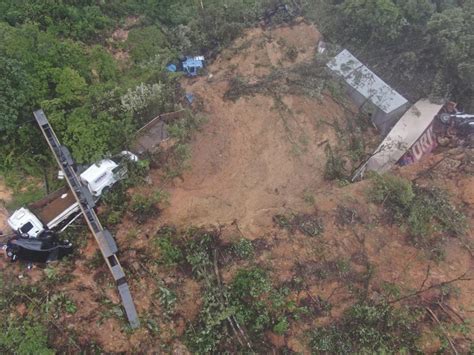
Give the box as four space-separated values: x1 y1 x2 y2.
157 284 177 318
370 174 466 251
120 82 167 115
273 213 324 237
168 111 206 141
185 230 216 277
231 267 271 299
46 293 78 318
348 135 366 162
155 226 183 265
310 302 421 353
186 288 230 353
324 144 347 181
129 190 168 223
6 183 46 210
165 112 205 178
273 317 289 335
408 187 466 238
184 230 230 353
229 268 273 335
369 173 415 219
184 230 303 352
126 26 171 64
101 184 129 226
0 317 54 355
231 238 254 259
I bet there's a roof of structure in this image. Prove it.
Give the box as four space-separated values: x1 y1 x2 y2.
327 49 408 114
183 57 204 69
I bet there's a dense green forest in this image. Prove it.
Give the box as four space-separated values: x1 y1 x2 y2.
1 0 473 178
0 0 279 178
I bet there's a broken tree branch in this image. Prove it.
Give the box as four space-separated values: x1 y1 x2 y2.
212 249 253 350
439 302 466 324
388 271 471 305
426 307 459 355
419 264 431 292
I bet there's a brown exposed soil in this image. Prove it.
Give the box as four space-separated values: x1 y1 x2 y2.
107 16 141 64
0 179 12 233
1 22 472 353
159 21 344 237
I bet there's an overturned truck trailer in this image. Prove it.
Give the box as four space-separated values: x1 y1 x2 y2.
327 49 409 135
352 99 443 180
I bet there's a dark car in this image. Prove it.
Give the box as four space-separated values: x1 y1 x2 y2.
6 234 73 263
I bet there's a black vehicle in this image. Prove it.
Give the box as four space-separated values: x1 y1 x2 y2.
436 102 474 146
6 233 73 263
439 112 474 135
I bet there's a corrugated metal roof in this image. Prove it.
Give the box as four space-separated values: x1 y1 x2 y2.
327 49 363 75
327 49 408 114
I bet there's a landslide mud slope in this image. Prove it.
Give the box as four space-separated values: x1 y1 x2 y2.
159 21 359 237
1 21 472 353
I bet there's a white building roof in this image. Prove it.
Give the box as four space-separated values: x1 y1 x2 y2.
364 99 443 173
327 49 408 114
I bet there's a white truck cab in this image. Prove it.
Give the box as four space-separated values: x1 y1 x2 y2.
8 208 44 238
79 158 130 197
8 152 138 238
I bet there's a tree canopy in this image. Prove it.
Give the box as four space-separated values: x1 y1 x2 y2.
311 0 474 106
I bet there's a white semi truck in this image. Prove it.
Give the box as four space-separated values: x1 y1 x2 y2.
8 156 134 238
8 187 79 238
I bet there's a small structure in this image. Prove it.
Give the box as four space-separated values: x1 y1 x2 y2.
166 56 205 77
327 49 409 135
352 99 443 180
132 110 185 155
182 56 204 76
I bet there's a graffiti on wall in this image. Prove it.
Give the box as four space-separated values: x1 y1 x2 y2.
398 124 437 166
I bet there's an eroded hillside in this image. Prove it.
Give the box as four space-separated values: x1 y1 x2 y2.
1 22 472 353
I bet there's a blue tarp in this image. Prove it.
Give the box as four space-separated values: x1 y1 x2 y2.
185 93 194 104
166 64 177 72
